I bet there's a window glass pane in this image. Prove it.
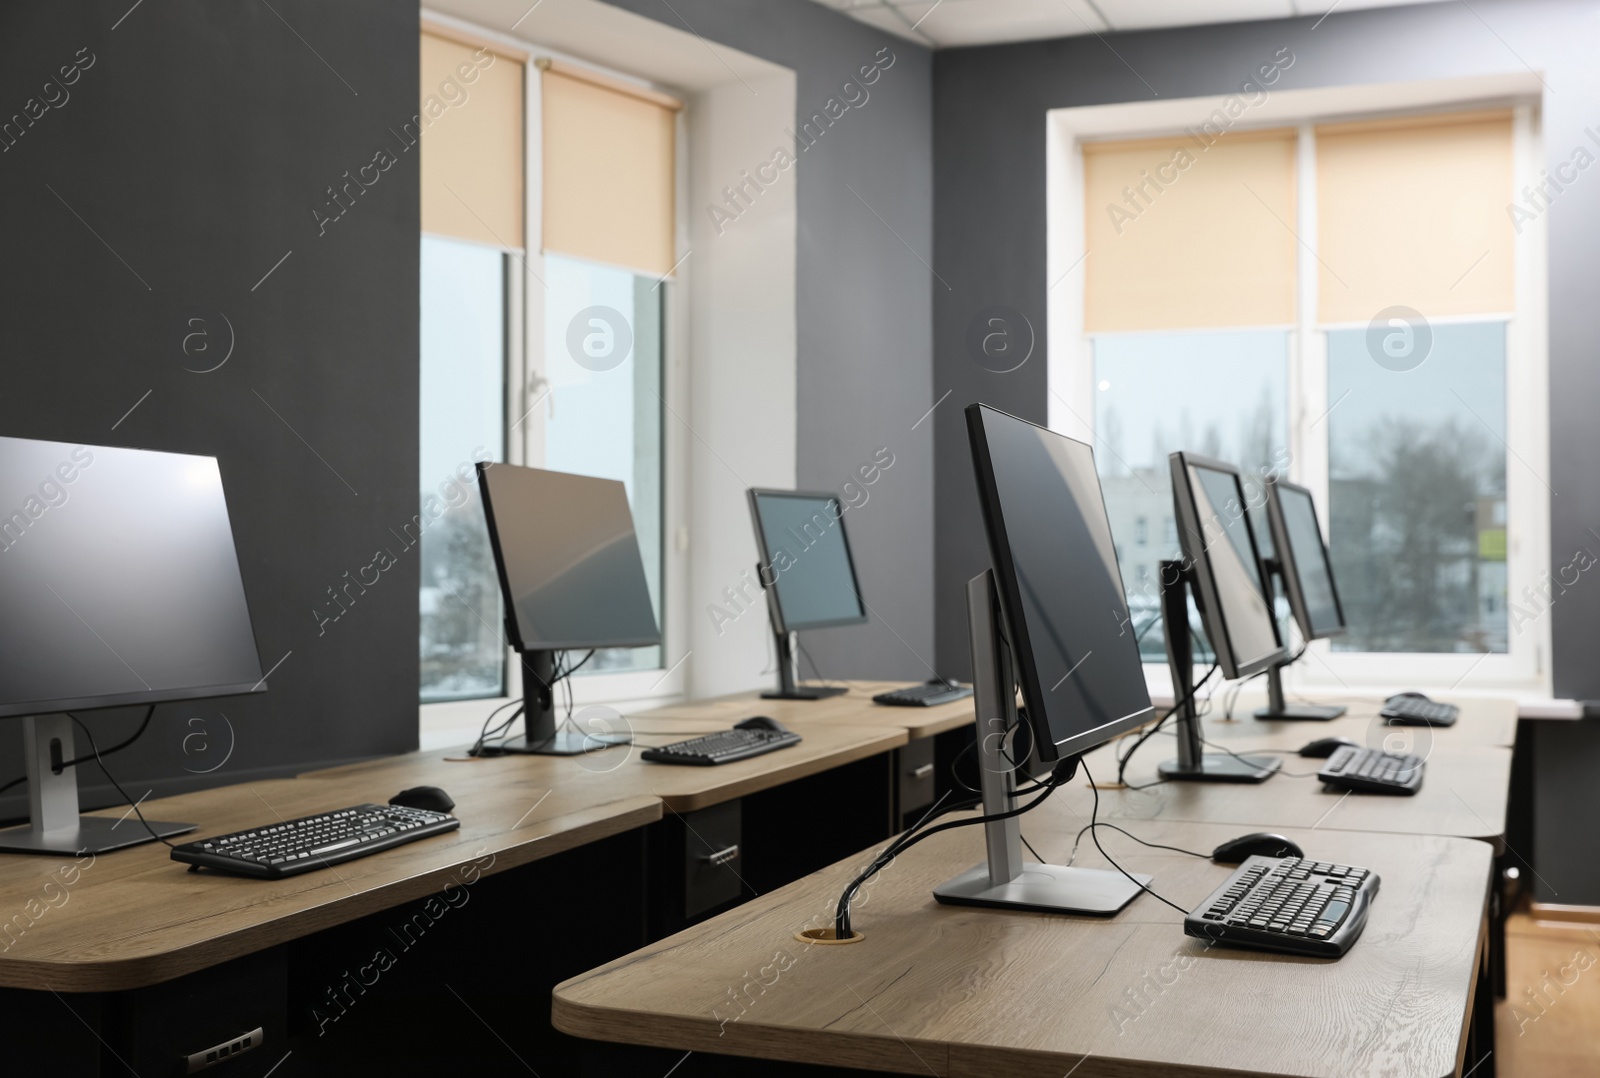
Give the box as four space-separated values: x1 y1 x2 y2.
1326 319 1507 653
542 253 663 673
1093 330 1290 663
418 235 506 701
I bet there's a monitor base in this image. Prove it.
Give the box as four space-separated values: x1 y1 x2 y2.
0 816 195 856
490 731 632 756
934 862 1149 916
760 686 848 701
1158 753 1280 783
1254 702 1346 721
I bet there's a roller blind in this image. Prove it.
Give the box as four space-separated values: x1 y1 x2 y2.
419 31 524 248
541 60 679 278
1316 110 1513 323
1083 128 1297 332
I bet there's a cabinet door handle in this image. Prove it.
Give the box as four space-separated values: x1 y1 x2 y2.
703 844 740 866
910 764 934 780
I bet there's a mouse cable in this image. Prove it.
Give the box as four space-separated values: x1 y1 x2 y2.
1077 758 1191 915
1195 733 1319 778
1064 821 1211 868
834 762 1072 939
0 704 158 800
65 712 179 850
1116 660 1220 786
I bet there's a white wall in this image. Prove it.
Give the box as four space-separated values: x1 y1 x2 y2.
686 73 799 698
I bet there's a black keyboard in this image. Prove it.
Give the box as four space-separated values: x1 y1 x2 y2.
872 680 974 707
1318 745 1424 794
170 803 460 879
1186 854 1380 957
640 727 801 765
1381 695 1459 727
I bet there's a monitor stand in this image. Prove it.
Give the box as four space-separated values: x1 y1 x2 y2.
491 650 633 756
933 571 1147 916
1253 663 1345 721
0 714 195 855
761 610 846 702
1155 560 1281 784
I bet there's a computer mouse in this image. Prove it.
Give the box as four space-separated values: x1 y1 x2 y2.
1298 736 1360 758
1212 832 1304 863
735 715 791 734
389 786 455 813
1388 691 1429 703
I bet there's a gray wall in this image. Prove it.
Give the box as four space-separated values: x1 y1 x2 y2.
932 0 1600 899
0 0 421 816
601 0 939 682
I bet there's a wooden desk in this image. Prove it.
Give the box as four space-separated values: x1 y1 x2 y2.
634 681 976 741
1083 737 1511 853
0 776 658 992
0 712 905 993
1187 691 1518 751
313 717 908 814
555 807 1492 1077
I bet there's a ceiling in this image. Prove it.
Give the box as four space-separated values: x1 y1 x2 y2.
807 0 1453 48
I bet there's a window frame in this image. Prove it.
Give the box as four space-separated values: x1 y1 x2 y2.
418 14 691 744
1047 84 1551 700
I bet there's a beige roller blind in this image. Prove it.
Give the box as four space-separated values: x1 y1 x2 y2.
541 60 679 278
1316 110 1513 323
1083 128 1297 333
420 31 524 247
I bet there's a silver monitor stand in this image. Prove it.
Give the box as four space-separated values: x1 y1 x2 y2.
932 571 1148 916
0 714 194 855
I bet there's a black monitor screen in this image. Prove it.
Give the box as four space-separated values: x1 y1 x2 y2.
1173 455 1284 678
966 405 1153 761
477 463 659 651
1275 482 1346 639
0 437 264 717
748 491 867 632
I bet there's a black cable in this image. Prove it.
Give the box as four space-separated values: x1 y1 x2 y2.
1020 831 1045 863
1116 661 1220 786
469 697 526 756
1078 758 1189 915
1065 821 1211 867
65 713 179 850
835 761 1072 938
0 705 158 799
1195 732 1319 778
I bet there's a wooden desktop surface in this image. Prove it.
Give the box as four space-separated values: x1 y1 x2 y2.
0 714 906 991
1080 735 1511 852
1181 691 1518 751
555 805 1492 1078
634 681 977 741
0 773 658 992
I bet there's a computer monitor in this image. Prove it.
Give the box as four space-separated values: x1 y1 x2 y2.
1251 477 1349 721
930 404 1155 915
1160 452 1285 782
477 462 659 754
747 489 867 700
0 436 266 854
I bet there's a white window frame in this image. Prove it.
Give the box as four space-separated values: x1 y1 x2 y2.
1047 75 1551 700
419 13 691 742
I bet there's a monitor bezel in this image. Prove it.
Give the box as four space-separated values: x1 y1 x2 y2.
477 462 662 653
746 488 869 634
966 404 1155 764
1264 476 1348 642
1169 451 1288 680
0 441 267 719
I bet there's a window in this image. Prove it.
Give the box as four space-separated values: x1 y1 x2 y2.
1057 99 1544 689
418 236 508 701
417 25 680 710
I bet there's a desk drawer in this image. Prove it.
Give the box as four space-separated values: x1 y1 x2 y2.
678 801 743 920
896 739 937 826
